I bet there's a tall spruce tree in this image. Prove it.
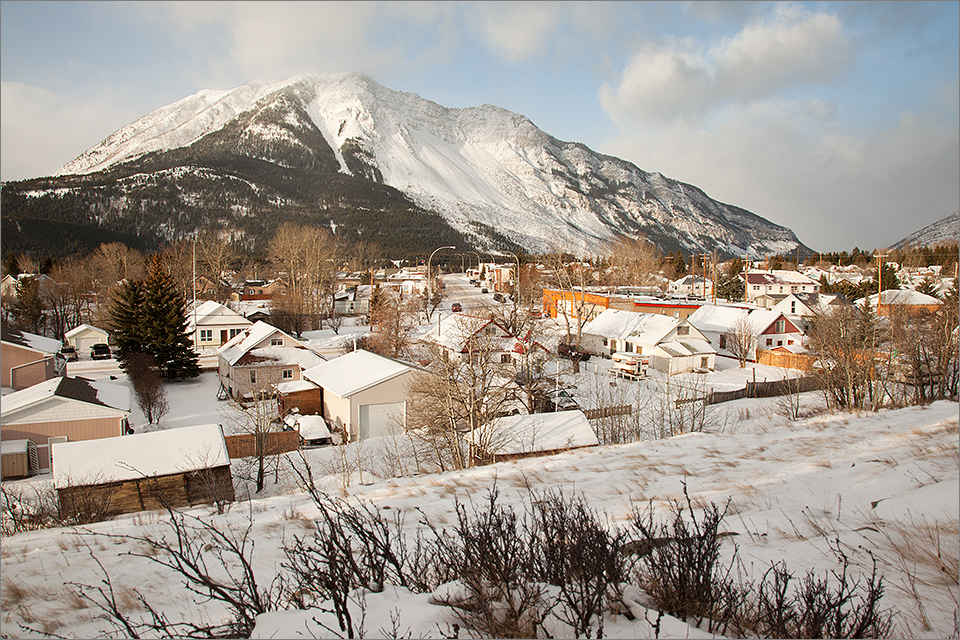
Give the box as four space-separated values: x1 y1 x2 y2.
110 255 200 379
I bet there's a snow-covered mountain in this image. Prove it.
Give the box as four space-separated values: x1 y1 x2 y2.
891 211 959 249
8 72 809 259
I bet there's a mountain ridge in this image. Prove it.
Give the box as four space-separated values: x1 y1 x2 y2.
5 72 810 260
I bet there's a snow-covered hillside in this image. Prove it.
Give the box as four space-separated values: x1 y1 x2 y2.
892 211 959 249
52 72 806 258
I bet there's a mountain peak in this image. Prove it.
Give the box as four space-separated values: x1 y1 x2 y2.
26 72 810 259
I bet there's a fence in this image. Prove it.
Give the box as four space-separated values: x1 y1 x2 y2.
584 404 633 420
223 431 301 459
755 349 818 372
704 377 820 405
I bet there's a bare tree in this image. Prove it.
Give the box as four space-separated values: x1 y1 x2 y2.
606 234 663 292
125 352 170 426
367 287 421 359
725 315 757 368
195 229 237 303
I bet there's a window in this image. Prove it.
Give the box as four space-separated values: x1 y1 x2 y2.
602 338 608 346
777 340 783 347
788 340 794 345
500 354 511 364
766 338 773 346
791 301 796 314
200 329 212 342
282 369 293 379
230 328 242 338
701 356 709 368
775 319 786 333
719 334 727 349
271 337 283 346
791 286 798 293
677 325 689 336
249 370 257 383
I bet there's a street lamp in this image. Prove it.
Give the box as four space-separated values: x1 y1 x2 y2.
428 245 456 290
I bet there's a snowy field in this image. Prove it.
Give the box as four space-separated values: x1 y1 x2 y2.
1 324 958 638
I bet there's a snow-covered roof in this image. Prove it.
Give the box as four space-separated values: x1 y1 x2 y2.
0 327 62 354
581 308 678 344
52 423 230 488
862 289 942 306
185 300 250 333
217 321 319 366
1 439 31 455
658 339 716 357
303 349 415 398
688 305 783 335
276 379 318 394
239 346 326 370
292 414 331 440
482 410 598 456
1 377 131 416
64 324 109 338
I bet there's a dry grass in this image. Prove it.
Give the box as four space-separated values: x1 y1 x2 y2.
1 576 38 608
872 515 959 636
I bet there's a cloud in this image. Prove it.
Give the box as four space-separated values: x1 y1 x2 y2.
601 95 959 252
600 5 854 125
459 2 565 62
0 81 137 181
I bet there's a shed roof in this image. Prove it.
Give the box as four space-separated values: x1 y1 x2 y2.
303 349 415 398
52 423 230 488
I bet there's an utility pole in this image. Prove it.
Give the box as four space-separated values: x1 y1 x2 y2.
875 252 888 317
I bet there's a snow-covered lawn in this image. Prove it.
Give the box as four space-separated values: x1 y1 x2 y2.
2 332 957 638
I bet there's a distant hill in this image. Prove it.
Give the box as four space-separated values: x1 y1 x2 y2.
892 212 959 249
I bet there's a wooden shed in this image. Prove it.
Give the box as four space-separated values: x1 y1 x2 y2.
53 424 234 521
1 439 38 479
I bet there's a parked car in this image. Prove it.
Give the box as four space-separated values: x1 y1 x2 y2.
90 343 112 360
58 345 79 362
451 302 462 312
493 293 505 303
481 288 488 294
558 342 591 361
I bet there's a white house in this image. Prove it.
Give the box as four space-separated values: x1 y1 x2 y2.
669 275 713 298
64 324 110 352
745 270 821 307
301 349 420 442
217 322 326 399
423 314 548 365
688 305 806 362
580 308 716 374
186 300 253 350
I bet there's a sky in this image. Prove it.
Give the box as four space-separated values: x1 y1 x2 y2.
1 1 958 253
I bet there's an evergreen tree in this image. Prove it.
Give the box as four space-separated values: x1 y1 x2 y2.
109 255 200 379
11 277 46 334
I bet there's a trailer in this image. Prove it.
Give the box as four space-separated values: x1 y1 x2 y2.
611 352 649 379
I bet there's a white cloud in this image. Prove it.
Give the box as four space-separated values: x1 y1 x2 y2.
0 81 136 181
459 2 565 62
601 97 959 252
600 5 854 125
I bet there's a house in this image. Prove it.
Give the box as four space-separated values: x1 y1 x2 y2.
861 289 942 317
217 321 326 399
424 314 549 365
1 326 64 390
580 308 716 374
1 376 131 473
476 410 599 463
768 293 848 333
669 275 713 298
688 305 805 362
64 324 110 353
301 349 419 442
186 300 252 349
745 270 821 307
239 279 286 301
542 289 611 321
53 423 234 521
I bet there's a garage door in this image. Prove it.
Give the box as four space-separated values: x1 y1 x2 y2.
358 402 404 440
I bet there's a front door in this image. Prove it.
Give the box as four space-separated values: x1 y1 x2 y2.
220 330 228 344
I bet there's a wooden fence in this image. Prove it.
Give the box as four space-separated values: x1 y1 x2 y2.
224 431 301 459
704 377 820 405
584 405 634 420
755 349 818 373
